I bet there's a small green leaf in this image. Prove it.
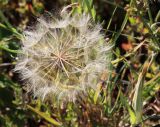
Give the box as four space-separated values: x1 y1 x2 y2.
91 7 96 21
27 105 62 126
93 82 102 104
128 106 136 125
129 17 136 25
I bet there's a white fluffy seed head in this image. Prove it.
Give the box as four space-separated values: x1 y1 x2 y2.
14 8 112 102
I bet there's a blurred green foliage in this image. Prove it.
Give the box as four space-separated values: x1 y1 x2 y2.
0 0 160 127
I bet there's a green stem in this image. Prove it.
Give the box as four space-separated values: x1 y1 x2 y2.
136 8 159 50
111 0 135 45
0 10 12 28
106 6 117 32
102 0 124 10
0 45 22 54
0 11 23 39
155 10 160 22
146 0 153 24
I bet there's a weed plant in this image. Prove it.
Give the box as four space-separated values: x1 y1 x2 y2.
0 0 160 126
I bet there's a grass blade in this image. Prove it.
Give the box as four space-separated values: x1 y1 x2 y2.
27 105 62 126
132 61 151 124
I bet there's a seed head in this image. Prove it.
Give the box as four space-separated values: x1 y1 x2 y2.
15 8 112 102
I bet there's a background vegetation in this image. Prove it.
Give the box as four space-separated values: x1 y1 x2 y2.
0 0 160 126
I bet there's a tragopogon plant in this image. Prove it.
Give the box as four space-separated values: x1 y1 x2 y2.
14 7 112 102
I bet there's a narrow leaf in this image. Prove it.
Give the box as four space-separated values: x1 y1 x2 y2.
27 105 62 126
128 106 136 125
132 62 149 124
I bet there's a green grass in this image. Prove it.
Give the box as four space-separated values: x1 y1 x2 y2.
0 0 160 126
